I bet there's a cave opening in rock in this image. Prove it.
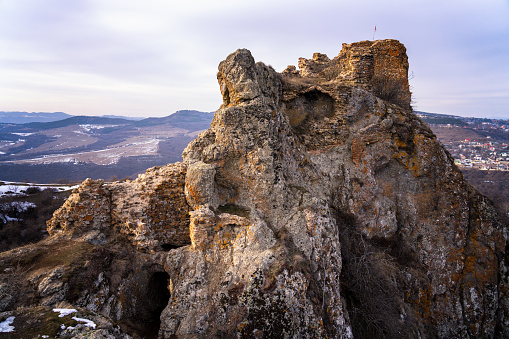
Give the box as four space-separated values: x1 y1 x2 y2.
142 271 172 338
161 243 181 251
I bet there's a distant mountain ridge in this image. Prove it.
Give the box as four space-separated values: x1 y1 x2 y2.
0 111 72 124
22 116 133 130
134 110 215 129
0 110 213 130
2 109 507 127
0 110 214 125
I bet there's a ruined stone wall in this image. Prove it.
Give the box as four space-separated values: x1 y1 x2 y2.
47 163 190 251
47 178 111 237
291 39 411 109
110 163 190 250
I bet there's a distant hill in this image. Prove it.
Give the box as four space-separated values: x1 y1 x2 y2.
415 111 509 127
0 111 72 124
100 115 144 120
0 110 212 125
23 116 133 130
414 111 468 127
134 110 214 130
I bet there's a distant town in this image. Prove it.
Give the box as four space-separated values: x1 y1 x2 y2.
417 112 509 171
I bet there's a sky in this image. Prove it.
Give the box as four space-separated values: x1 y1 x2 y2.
0 0 508 119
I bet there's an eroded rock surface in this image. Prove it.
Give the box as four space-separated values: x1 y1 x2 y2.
0 39 507 339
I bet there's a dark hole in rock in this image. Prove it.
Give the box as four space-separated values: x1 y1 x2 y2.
161 243 181 251
141 271 171 338
217 204 250 218
223 84 231 106
285 89 334 128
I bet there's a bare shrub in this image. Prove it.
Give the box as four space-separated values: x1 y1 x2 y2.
319 65 342 81
24 186 42 195
334 208 421 338
370 76 412 110
0 188 70 252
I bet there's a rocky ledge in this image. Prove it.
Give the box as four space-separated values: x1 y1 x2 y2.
1 40 508 338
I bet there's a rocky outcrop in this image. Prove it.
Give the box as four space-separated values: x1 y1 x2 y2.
0 39 507 338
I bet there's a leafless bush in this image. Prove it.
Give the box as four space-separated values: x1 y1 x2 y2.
370 76 412 110
0 188 70 252
24 186 42 195
319 65 341 81
334 209 419 338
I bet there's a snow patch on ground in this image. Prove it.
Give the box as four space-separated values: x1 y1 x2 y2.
5 134 162 165
0 316 15 332
0 184 26 196
53 308 77 317
53 309 97 329
0 182 79 198
0 201 37 222
1 201 37 211
79 124 118 132
72 317 97 329
1 215 18 222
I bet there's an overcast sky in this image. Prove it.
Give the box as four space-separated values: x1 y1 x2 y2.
0 0 508 118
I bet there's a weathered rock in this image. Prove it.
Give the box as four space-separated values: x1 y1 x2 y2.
164 40 506 338
0 39 507 339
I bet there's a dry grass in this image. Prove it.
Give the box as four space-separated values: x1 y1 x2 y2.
2 306 80 338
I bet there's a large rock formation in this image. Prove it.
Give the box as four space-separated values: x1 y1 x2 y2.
1 39 507 338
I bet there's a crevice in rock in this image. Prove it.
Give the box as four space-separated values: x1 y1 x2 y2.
141 271 172 339
160 243 183 251
222 84 231 106
216 204 250 218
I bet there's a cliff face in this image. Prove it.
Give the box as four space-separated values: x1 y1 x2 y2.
1 40 507 339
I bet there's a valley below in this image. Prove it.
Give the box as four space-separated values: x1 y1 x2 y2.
0 110 213 183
